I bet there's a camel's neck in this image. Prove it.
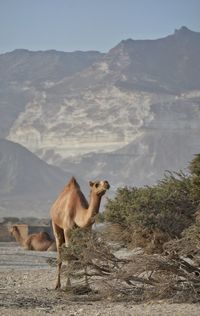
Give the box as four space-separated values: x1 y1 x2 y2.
75 193 102 228
13 229 24 246
85 193 102 226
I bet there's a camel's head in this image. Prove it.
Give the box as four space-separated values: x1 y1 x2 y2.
89 180 110 196
9 225 18 236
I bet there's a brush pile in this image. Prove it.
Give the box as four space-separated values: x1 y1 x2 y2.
60 228 200 303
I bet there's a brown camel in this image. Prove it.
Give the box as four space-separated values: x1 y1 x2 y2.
9 225 56 251
50 176 110 289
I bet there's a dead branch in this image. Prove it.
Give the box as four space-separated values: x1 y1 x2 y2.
48 228 200 303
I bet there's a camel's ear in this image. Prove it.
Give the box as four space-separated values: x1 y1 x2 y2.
89 181 94 187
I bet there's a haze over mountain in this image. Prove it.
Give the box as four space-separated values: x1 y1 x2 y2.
0 26 200 217
0 138 75 217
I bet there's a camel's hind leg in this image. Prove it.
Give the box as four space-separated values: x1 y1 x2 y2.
52 222 64 289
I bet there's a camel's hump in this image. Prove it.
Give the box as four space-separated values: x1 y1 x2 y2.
67 176 80 188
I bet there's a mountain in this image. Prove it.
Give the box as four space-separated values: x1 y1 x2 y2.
0 49 103 84
60 100 200 188
0 49 103 137
107 26 200 93
0 139 85 217
0 26 200 191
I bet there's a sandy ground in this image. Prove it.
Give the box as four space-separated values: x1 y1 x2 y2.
0 242 200 316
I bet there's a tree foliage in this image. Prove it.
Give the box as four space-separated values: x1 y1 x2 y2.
104 155 200 251
189 154 200 202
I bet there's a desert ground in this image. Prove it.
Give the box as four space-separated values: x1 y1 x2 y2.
0 242 200 316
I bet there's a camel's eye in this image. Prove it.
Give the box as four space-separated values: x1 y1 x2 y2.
95 182 99 188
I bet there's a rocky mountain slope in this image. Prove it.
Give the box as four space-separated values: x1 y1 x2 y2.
0 26 200 192
0 49 103 138
60 99 200 188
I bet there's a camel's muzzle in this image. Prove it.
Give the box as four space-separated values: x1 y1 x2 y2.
104 181 110 190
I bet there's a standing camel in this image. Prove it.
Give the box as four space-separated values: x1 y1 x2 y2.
9 225 56 251
50 176 110 289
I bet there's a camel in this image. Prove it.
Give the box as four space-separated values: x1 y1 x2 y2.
9 225 56 251
50 176 110 289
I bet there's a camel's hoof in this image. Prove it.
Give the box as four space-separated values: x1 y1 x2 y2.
55 284 61 290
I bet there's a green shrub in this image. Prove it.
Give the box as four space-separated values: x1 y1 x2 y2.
104 167 199 251
189 154 200 203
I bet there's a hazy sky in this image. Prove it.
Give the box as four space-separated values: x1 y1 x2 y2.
0 0 199 53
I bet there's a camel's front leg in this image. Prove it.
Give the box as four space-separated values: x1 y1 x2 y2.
64 228 71 288
56 244 62 289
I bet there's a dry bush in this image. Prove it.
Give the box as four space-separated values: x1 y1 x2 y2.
162 208 200 265
55 228 200 303
163 235 200 272
102 223 133 247
61 228 128 286
103 223 170 254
